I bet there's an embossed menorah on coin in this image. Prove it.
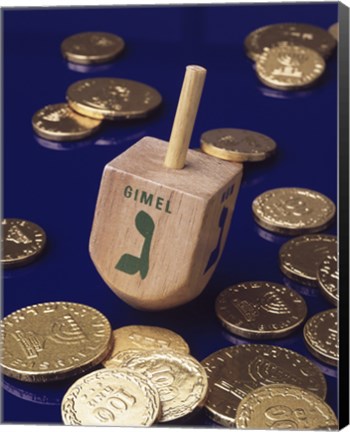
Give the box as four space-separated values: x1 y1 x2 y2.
89 66 243 310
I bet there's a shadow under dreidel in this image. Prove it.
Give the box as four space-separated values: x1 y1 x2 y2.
240 150 278 189
283 277 319 298
254 224 289 246
35 135 94 151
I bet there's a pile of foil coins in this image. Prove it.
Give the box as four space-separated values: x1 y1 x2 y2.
32 32 162 143
245 22 338 90
2 22 339 429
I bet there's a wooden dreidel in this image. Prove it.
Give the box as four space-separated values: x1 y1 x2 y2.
89 65 243 310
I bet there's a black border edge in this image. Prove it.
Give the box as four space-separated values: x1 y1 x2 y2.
339 1 350 430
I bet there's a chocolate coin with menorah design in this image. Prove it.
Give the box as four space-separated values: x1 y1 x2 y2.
0 302 113 382
215 281 307 339
201 344 327 427
1 219 47 268
256 45 325 91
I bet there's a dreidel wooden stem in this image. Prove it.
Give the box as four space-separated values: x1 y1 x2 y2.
90 65 243 310
164 65 207 169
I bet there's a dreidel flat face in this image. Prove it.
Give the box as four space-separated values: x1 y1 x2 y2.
89 137 242 310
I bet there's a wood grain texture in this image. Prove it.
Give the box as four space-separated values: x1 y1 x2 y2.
90 137 242 310
164 65 206 169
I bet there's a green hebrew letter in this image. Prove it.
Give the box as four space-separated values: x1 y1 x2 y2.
204 206 228 274
115 210 155 280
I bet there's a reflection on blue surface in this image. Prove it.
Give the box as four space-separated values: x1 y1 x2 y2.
283 277 320 298
94 130 146 146
221 328 301 348
66 61 114 74
307 357 338 379
3 2 338 425
2 377 63 406
35 135 94 151
254 224 289 245
258 85 314 99
3 266 36 279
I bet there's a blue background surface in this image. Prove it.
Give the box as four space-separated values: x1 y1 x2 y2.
2 3 338 425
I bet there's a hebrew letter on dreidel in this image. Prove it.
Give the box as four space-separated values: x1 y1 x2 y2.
204 206 228 274
115 210 155 280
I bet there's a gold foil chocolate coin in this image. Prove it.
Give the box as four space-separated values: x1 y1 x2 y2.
61 368 160 426
215 281 307 339
256 45 325 90
317 254 338 305
304 309 338 366
1 302 112 382
236 384 338 429
252 187 335 235
201 344 326 427
61 32 125 64
67 78 162 120
245 23 337 61
104 349 208 423
328 23 339 42
103 325 189 367
244 25 272 61
200 129 276 162
279 234 337 287
1 219 46 268
32 103 102 141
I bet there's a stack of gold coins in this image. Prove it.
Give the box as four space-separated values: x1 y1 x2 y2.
32 78 162 142
32 32 162 143
100 325 208 424
244 23 337 90
60 324 208 426
201 344 328 427
1 303 210 426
